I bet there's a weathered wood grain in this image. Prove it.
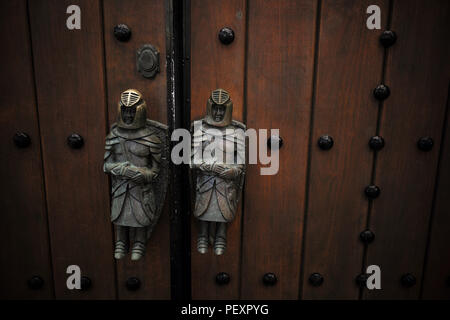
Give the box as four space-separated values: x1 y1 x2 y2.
301 0 388 300
241 0 317 299
28 0 116 299
0 0 53 299
422 85 450 300
364 0 450 300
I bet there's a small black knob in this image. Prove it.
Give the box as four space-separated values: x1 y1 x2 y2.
400 273 416 288
126 277 141 291
14 132 31 148
359 230 375 244
267 135 283 150
218 27 235 45
67 133 84 149
309 273 324 286
318 135 334 150
379 30 397 48
355 273 369 288
446 276 450 287
27 276 44 290
215 272 230 285
262 273 277 286
417 137 433 151
373 84 390 101
80 276 92 291
369 136 385 151
114 24 131 42
365 185 380 199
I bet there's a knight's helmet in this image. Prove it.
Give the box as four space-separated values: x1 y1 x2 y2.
205 88 233 127
117 89 147 129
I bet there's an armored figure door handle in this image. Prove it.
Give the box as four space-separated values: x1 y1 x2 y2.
190 89 246 256
104 89 169 261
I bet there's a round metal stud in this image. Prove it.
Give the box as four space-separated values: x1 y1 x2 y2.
359 230 375 244
215 272 230 286
262 273 277 286
126 277 141 291
379 30 397 48
318 135 334 150
373 84 390 101
267 135 283 150
13 132 31 148
365 185 380 199
400 273 416 288
27 276 44 290
355 273 369 288
67 133 84 149
218 27 235 45
369 136 385 151
113 24 131 42
417 137 433 151
80 276 92 291
308 273 324 287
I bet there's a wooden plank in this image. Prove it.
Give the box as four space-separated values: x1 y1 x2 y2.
301 0 388 299
422 86 450 300
241 0 317 299
0 0 53 299
190 0 246 299
364 0 450 299
28 0 116 299
103 0 170 300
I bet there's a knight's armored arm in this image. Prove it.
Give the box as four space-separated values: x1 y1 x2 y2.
218 164 244 179
118 136 162 184
132 137 162 183
218 138 246 179
103 143 131 176
190 161 227 175
190 143 224 173
104 161 131 176
141 148 161 183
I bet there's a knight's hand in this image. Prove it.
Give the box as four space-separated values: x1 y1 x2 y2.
219 167 241 179
199 163 212 172
219 168 234 179
131 172 145 184
107 161 130 176
214 163 228 174
123 166 139 179
147 170 159 182
135 168 158 183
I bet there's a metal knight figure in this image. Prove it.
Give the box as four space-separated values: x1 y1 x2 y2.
190 88 246 255
104 89 169 261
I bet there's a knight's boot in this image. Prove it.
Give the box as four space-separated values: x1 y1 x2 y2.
131 227 147 261
114 226 129 260
197 221 209 254
214 222 227 256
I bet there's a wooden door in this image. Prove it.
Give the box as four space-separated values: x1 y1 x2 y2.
0 0 449 300
189 0 450 300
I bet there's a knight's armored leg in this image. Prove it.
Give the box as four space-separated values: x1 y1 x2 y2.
197 220 209 254
114 225 129 260
208 222 216 246
214 222 227 256
131 227 147 261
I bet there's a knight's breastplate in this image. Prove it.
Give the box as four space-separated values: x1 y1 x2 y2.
114 138 151 167
202 132 236 164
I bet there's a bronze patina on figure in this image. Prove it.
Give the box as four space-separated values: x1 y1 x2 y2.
191 89 246 255
104 89 168 261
